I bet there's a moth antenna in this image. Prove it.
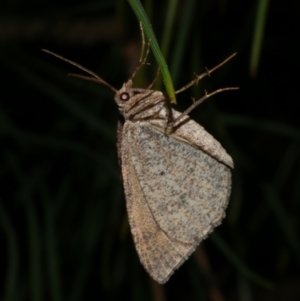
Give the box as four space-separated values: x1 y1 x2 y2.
168 87 239 128
67 74 117 92
41 49 118 93
175 53 237 94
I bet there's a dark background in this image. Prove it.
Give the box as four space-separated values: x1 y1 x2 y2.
1 1 300 300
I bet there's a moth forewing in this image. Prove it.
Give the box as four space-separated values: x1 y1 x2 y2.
121 119 231 283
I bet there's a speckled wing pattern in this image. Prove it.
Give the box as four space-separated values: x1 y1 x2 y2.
121 120 231 283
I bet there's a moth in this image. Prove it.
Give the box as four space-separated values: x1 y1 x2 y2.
42 34 236 284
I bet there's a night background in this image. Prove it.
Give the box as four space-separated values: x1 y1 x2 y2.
1 0 300 300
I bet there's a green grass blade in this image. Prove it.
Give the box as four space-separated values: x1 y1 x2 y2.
170 0 197 84
249 0 270 77
160 0 179 58
127 0 176 103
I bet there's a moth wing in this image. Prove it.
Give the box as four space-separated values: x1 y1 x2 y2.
121 122 196 283
125 122 231 245
149 108 234 168
121 121 231 282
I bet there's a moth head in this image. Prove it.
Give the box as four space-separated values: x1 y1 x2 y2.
114 80 135 110
114 79 164 120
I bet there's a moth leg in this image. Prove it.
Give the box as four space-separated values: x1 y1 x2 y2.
127 93 166 118
129 30 152 82
138 21 146 63
167 87 238 129
147 67 160 90
164 100 175 134
132 88 155 93
125 89 156 114
130 74 160 96
175 53 237 94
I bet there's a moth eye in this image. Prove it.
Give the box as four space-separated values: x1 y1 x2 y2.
120 92 130 101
